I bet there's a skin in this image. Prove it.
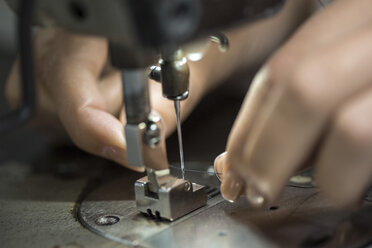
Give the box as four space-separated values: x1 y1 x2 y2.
214 0 372 209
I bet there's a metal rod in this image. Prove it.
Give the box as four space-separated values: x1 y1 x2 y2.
174 99 185 179
122 69 151 124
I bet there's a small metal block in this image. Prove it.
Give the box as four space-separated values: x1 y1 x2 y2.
135 176 207 221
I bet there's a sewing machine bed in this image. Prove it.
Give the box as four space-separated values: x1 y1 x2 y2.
1 82 371 248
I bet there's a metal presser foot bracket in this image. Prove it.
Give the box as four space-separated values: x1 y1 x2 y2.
135 169 207 221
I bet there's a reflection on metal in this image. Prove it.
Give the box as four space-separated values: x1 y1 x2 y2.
174 100 185 179
169 162 221 188
135 169 207 221
77 172 225 248
209 33 229 52
95 215 120 226
123 70 168 170
288 168 315 188
289 169 372 203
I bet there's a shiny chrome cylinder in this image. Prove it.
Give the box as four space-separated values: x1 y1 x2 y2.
159 50 190 101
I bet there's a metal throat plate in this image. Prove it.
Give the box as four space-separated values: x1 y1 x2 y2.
77 174 224 248
77 169 372 248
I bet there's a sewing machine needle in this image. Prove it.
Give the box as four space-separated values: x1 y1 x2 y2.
174 99 185 179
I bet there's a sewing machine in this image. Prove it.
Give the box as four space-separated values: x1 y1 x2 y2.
4 0 285 221
2 1 372 247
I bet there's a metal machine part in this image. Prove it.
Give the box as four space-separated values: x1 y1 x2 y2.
122 69 168 170
148 49 190 180
112 4 233 221
159 49 190 101
148 49 190 101
209 32 230 52
149 33 230 101
148 37 230 180
122 69 151 125
135 168 207 221
288 168 315 188
169 163 221 188
174 99 185 178
123 65 205 221
149 48 190 180
77 171 372 248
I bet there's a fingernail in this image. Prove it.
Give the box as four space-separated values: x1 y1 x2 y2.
214 152 227 181
102 146 145 172
221 169 244 203
246 183 265 208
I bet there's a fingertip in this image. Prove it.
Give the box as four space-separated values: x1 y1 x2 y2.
214 151 227 181
220 168 245 203
62 106 129 165
245 183 266 208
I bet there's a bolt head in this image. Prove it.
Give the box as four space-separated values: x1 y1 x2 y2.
184 181 191 192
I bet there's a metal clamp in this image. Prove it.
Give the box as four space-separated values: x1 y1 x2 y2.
135 169 207 221
122 69 168 170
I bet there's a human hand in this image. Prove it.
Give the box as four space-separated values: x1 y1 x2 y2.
5 28 209 171
215 0 372 208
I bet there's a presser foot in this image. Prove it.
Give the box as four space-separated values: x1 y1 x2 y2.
134 169 207 221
